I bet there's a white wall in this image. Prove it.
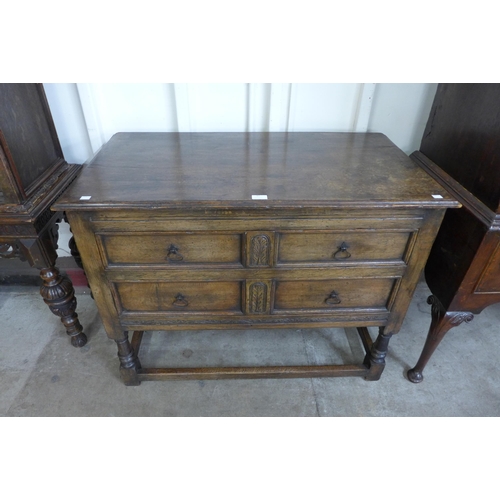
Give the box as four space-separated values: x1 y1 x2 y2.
43 84 93 164
43 83 438 256
368 83 439 153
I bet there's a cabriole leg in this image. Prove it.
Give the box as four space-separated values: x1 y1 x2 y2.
407 295 473 383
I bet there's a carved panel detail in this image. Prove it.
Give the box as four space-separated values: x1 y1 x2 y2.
249 282 268 313
33 206 58 232
39 267 87 347
250 235 270 266
0 242 22 259
0 225 34 236
427 295 474 341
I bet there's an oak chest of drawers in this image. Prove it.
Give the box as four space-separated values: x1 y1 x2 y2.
54 132 458 385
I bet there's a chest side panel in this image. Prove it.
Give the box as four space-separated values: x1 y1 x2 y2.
475 238 500 293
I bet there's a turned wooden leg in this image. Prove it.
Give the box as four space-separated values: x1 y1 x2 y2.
68 231 93 299
364 327 393 381
39 267 87 348
68 235 83 269
407 295 474 383
115 331 141 386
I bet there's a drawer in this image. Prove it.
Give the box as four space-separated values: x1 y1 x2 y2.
277 231 412 264
115 281 242 313
99 232 242 266
273 278 397 311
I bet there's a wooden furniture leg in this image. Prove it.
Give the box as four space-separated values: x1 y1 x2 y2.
407 295 473 383
68 231 93 299
68 235 83 270
39 266 87 347
12 218 87 348
115 331 141 386
364 328 393 381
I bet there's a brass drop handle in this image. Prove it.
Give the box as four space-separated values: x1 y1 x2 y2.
173 293 189 307
325 291 341 305
333 242 351 260
166 244 184 261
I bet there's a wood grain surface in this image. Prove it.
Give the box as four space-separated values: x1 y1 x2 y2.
54 132 458 210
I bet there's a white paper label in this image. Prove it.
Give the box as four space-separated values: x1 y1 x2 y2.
79 196 92 200
431 194 443 199
252 195 268 200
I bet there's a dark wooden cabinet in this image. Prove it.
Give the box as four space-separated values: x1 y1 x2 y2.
0 83 87 347
54 132 457 385
407 84 500 382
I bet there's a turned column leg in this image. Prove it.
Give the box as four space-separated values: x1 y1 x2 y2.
407 295 473 383
364 327 394 381
68 235 83 269
68 225 93 299
115 331 141 386
39 267 87 348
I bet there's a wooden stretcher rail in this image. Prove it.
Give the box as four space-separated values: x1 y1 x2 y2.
130 327 373 381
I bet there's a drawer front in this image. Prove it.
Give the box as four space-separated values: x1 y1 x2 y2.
115 281 242 313
100 233 242 266
274 278 396 311
277 231 411 264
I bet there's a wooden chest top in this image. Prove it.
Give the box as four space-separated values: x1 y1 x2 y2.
54 132 458 211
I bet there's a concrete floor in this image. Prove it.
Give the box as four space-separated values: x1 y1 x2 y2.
1 281 499 417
